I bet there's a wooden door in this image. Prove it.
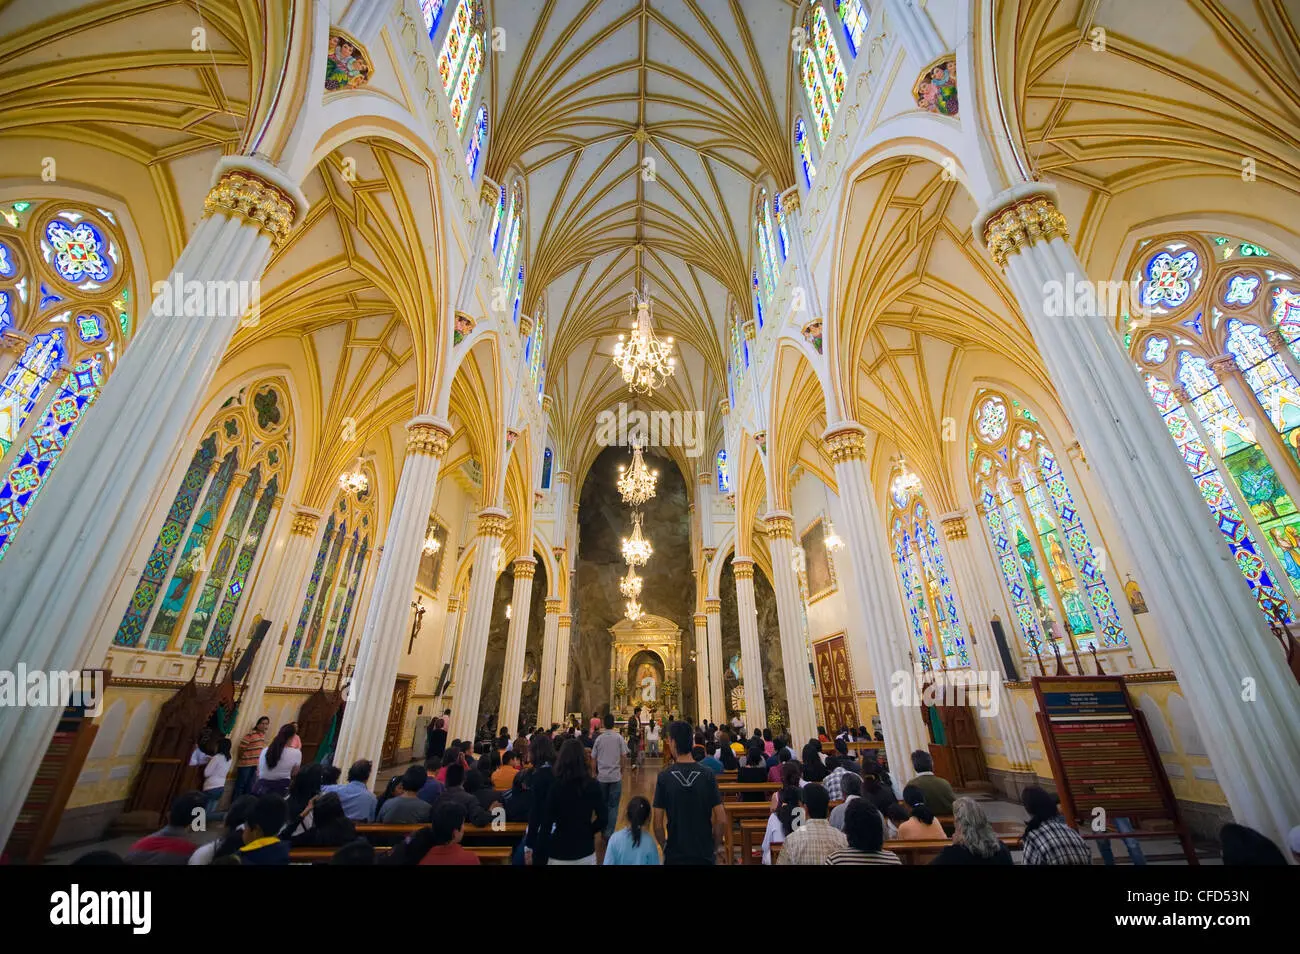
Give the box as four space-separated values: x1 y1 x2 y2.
813 635 858 732
381 678 411 767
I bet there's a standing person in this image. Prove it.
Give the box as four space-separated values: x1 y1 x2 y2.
201 738 232 819
604 796 660 865
652 721 727 865
775 783 845 865
537 738 607 865
627 706 643 772
589 711 602 735
646 719 660 757
254 723 301 796
426 717 447 761
590 711 629 861
524 733 557 865
234 717 269 799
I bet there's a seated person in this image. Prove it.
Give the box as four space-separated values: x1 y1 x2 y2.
126 791 206 864
904 750 955 816
237 795 291 865
290 792 357 848
378 765 433 824
698 743 724 774
827 799 901 865
897 784 948 840
436 761 494 827
930 797 1012 866
1020 786 1091 865
419 802 481 866
775 783 845 865
762 785 800 865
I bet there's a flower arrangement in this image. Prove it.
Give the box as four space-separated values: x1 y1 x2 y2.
767 707 787 736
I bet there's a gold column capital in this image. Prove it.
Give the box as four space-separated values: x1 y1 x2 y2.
764 511 795 539
743 319 757 341
519 314 534 338
480 179 500 205
545 598 563 614
940 514 968 540
719 398 730 416
822 421 868 463
0 329 32 355
693 613 708 627
204 167 299 248
733 558 755 580
781 188 800 213
978 192 1069 268
290 509 321 536
512 557 537 578
704 598 721 614
1171 385 1192 404
555 470 570 484
558 613 573 626
1266 328 1290 351
446 597 461 613
476 508 509 537
541 394 554 415
406 416 453 458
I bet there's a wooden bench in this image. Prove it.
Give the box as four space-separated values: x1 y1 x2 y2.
717 781 779 802
288 843 512 864
354 821 526 846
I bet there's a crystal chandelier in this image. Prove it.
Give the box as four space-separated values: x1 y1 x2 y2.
824 518 844 553
621 511 653 566
617 442 657 505
612 286 675 394
422 527 442 557
891 455 922 500
625 598 645 622
338 454 368 495
619 565 643 599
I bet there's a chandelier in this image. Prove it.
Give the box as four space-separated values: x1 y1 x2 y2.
621 511 653 566
619 565 643 599
422 527 442 557
612 286 675 394
625 598 645 622
891 455 922 500
338 455 368 495
617 442 657 505
824 518 844 553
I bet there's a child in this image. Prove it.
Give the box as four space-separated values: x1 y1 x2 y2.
647 721 660 757
603 796 659 865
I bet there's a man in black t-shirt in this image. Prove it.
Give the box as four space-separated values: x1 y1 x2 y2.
653 720 726 865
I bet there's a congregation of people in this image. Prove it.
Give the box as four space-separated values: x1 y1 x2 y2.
69 709 1300 867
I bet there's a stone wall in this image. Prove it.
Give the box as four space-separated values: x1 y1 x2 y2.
718 555 787 729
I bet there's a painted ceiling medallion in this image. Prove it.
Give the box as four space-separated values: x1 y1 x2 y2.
914 55 958 116
326 31 372 91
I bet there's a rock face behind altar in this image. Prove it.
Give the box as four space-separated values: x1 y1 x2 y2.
609 615 681 721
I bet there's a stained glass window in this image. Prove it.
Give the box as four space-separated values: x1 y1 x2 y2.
300 520 347 666
317 532 360 670
888 482 969 668
717 449 730 494
490 186 506 256
755 190 779 301
529 306 545 383
437 0 472 95
286 512 336 667
1224 318 1300 468
811 6 846 111
498 183 523 282
181 466 262 655
795 118 816 188
834 0 869 56
204 475 278 658
774 194 790 262
917 505 969 665
1018 460 1095 646
115 438 217 646
0 329 65 454
799 48 833 145
1176 352 1300 601
466 106 488 179
752 270 763 329
1145 373 1292 619
979 482 1043 654
541 448 553 489
420 0 446 37
0 354 104 560
448 32 483 134
1273 287 1300 363
326 537 368 671
892 516 935 667
146 450 238 651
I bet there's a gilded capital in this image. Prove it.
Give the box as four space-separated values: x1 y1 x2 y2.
204 169 298 249
704 598 721 614
1266 328 1289 351
477 508 509 537
541 394 554 415
1209 354 1238 376
406 418 452 458
0 329 32 355
940 515 968 540
733 559 755 580
545 598 563 614
1171 385 1192 404
558 614 573 626
719 398 730 416
555 470 571 484
480 180 499 205
765 512 795 539
980 195 1069 268
782 190 800 213
823 425 867 464
519 314 534 338
743 319 757 341
512 557 537 578
446 597 461 613
693 613 708 627
290 510 320 536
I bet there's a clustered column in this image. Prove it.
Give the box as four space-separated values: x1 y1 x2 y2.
537 597 563 727
498 556 537 734
0 156 306 846
822 422 931 789
333 416 452 771
693 613 711 724
764 511 818 744
552 612 573 725
434 596 462 706
705 598 725 724
732 558 767 731
448 508 509 740
974 182 1300 848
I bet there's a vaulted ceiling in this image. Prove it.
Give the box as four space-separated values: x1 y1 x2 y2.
484 0 801 476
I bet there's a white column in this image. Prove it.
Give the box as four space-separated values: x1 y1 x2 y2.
693 613 711 725
537 597 561 727
705 598 725 724
732 558 767 731
884 0 944 62
333 416 452 771
448 508 508 740
498 556 536 734
231 505 322 743
0 156 305 846
974 183 1300 851
552 471 571 550
937 512 1032 773
764 512 818 744
434 595 461 704
551 612 573 724
822 423 931 791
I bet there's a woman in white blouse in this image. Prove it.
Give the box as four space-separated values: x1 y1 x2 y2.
761 787 802 864
254 723 301 796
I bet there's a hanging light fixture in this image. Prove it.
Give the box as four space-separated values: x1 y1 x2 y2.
823 518 844 553
616 441 658 505
612 285 675 394
620 510 653 566
338 454 368 495
422 526 442 557
625 598 645 622
619 564 643 599
891 454 922 500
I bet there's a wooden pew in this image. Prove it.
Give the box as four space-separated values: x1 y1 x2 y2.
354 821 526 846
717 781 779 802
288 843 512 864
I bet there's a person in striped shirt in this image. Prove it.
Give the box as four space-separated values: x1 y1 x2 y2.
233 717 269 799
826 799 901 865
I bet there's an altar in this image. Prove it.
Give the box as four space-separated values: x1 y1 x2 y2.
608 614 683 722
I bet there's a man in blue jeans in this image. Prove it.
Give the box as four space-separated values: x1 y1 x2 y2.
591 711 629 863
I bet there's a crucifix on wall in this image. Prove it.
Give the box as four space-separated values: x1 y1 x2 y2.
408 597 426 654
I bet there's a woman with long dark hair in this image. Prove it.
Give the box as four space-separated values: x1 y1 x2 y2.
717 736 740 771
254 723 300 795
604 795 659 865
524 732 557 865
282 762 324 836
761 786 801 864
536 738 606 865
897 783 947 840
801 738 828 783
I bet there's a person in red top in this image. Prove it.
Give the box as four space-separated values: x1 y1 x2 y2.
419 802 481 866
125 791 206 864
